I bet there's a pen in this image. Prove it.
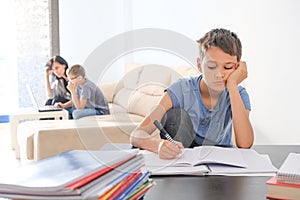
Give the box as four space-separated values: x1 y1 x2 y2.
153 120 177 146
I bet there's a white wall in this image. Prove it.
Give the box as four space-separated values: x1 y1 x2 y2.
0 0 18 114
59 0 300 145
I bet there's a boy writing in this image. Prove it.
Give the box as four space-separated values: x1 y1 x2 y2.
130 28 254 159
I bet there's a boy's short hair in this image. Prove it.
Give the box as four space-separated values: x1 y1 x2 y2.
67 64 86 78
197 28 242 62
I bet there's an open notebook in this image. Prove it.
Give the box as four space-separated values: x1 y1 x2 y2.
141 146 278 176
26 84 62 112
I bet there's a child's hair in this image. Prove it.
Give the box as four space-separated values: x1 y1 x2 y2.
67 64 86 78
197 28 242 62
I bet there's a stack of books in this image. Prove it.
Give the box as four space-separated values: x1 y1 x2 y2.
266 153 300 199
0 149 155 199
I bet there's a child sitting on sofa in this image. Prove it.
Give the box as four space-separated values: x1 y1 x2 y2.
56 64 110 119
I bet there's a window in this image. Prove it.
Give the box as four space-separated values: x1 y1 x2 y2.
0 0 58 118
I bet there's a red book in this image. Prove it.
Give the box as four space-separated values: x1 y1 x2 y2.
266 176 300 200
66 155 135 190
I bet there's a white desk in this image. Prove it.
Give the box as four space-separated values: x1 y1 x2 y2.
9 108 69 159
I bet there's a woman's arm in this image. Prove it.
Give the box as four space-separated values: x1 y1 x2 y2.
45 68 52 97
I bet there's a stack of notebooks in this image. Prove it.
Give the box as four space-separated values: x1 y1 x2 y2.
266 153 300 200
0 149 155 200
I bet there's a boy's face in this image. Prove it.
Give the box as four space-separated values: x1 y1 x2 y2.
68 73 81 85
197 46 237 92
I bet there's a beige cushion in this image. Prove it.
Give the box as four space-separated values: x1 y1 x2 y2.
98 82 116 103
128 90 162 117
113 64 185 117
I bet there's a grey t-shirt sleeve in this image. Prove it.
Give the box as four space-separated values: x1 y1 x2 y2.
76 79 109 113
80 85 93 100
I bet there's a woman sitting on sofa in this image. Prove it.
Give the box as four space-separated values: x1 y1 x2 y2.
44 55 71 106
45 55 75 119
56 64 110 119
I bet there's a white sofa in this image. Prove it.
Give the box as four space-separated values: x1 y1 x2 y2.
17 64 199 161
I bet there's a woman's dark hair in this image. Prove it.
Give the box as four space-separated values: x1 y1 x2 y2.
46 55 69 92
45 55 68 71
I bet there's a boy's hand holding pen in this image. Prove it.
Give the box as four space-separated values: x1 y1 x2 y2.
154 120 184 159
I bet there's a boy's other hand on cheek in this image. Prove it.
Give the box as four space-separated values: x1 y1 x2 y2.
67 81 76 92
226 61 248 88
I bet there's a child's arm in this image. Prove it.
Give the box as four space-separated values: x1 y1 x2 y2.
227 61 254 148
130 92 183 159
67 82 87 109
71 94 87 109
55 100 73 108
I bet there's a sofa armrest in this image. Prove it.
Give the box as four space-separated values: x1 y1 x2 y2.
34 128 109 160
32 121 137 161
18 115 141 161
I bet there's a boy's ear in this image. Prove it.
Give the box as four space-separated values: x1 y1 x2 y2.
197 58 202 73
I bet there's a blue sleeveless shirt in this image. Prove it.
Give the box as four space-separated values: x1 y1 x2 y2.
165 74 251 146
